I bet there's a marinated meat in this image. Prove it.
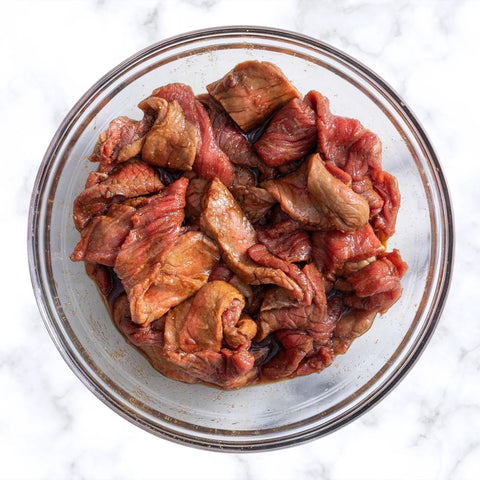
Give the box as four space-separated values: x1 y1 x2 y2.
71 203 136 267
306 153 370 232
163 281 257 388
73 160 163 230
255 98 317 166
312 224 384 275
230 185 276 223
333 308 377 355
256 263 326 340
343 250 407 312
152 84 235 185
140 98 197 170
305 90 365 168
372 171 401 241
72 62 405 389
198 93 275 179
200 178 307 298
257 218 311 263
207 61 300 131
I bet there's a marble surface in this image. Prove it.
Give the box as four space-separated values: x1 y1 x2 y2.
1 0 479 478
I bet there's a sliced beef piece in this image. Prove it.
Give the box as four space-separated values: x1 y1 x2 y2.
261 162 325 227
89 114 153 171
152 84 235 185
325 161 352 185
127 231 219 326
230 185 276 223
256 263 326 340
261 290 340 380
163 281 257 388
305 90 365 168
185 177 209 220
199 178 307 298
343 250 407 313
85 262 113 297
198 93 275 179
247 244 313 304
372 171 401 241
208 262 234 282
306 153 370 232
114 178 187 293
71 203 136 266
257 218 311 263
113 295 198 383
333 308 377 355
229 275 253 308
254 98 317 166
207 61 300 132
140 98 197 170
232 165 256 187
73 160 163 230
352 178 384 218
343 130 383 181
312 224 384 275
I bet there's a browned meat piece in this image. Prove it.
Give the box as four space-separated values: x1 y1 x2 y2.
333 308 377 355
140 98 197 170
372 171 401 241
200 178 307 297
306 153 370 232
352 178 384 218
163 281 257 388
254 98 317 166
113 295 198 383
257 218 311 263
71 204 136 266
305 90 365 168
312 224 384 275
152 84 235 185
207 61 300 132
261 162 325 227
230 185 276 223
185 176 209 220
343 250 407 313
198 94 275 179
73 160 163 230
256 263 326 340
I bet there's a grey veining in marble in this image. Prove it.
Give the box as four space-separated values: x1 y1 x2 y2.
1 0 479 478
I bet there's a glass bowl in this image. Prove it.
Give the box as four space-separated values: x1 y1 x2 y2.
28 26 453 451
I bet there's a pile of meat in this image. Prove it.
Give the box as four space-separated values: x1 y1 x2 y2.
71 61 407 389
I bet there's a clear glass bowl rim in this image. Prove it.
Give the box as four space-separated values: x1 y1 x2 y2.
28 25 454 452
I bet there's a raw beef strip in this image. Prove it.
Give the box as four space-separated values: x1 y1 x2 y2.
152 84 235 185
197 93 275 179
254 98 317 166
333 308 377 355
73 159 163 230
306 153 370 232
256 263 326 341
207 61 300 132
343 250 407 312
352 178 384 218
257 218 311 263
230 185 276 223
312 224 384 275
200 178 306 298
185 176 209 221
305 90 365 168
372 171 401 241
71 203 136 266
163 281 257 388
140 97 197 170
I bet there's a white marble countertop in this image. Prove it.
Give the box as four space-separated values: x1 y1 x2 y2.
1 0 479 478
